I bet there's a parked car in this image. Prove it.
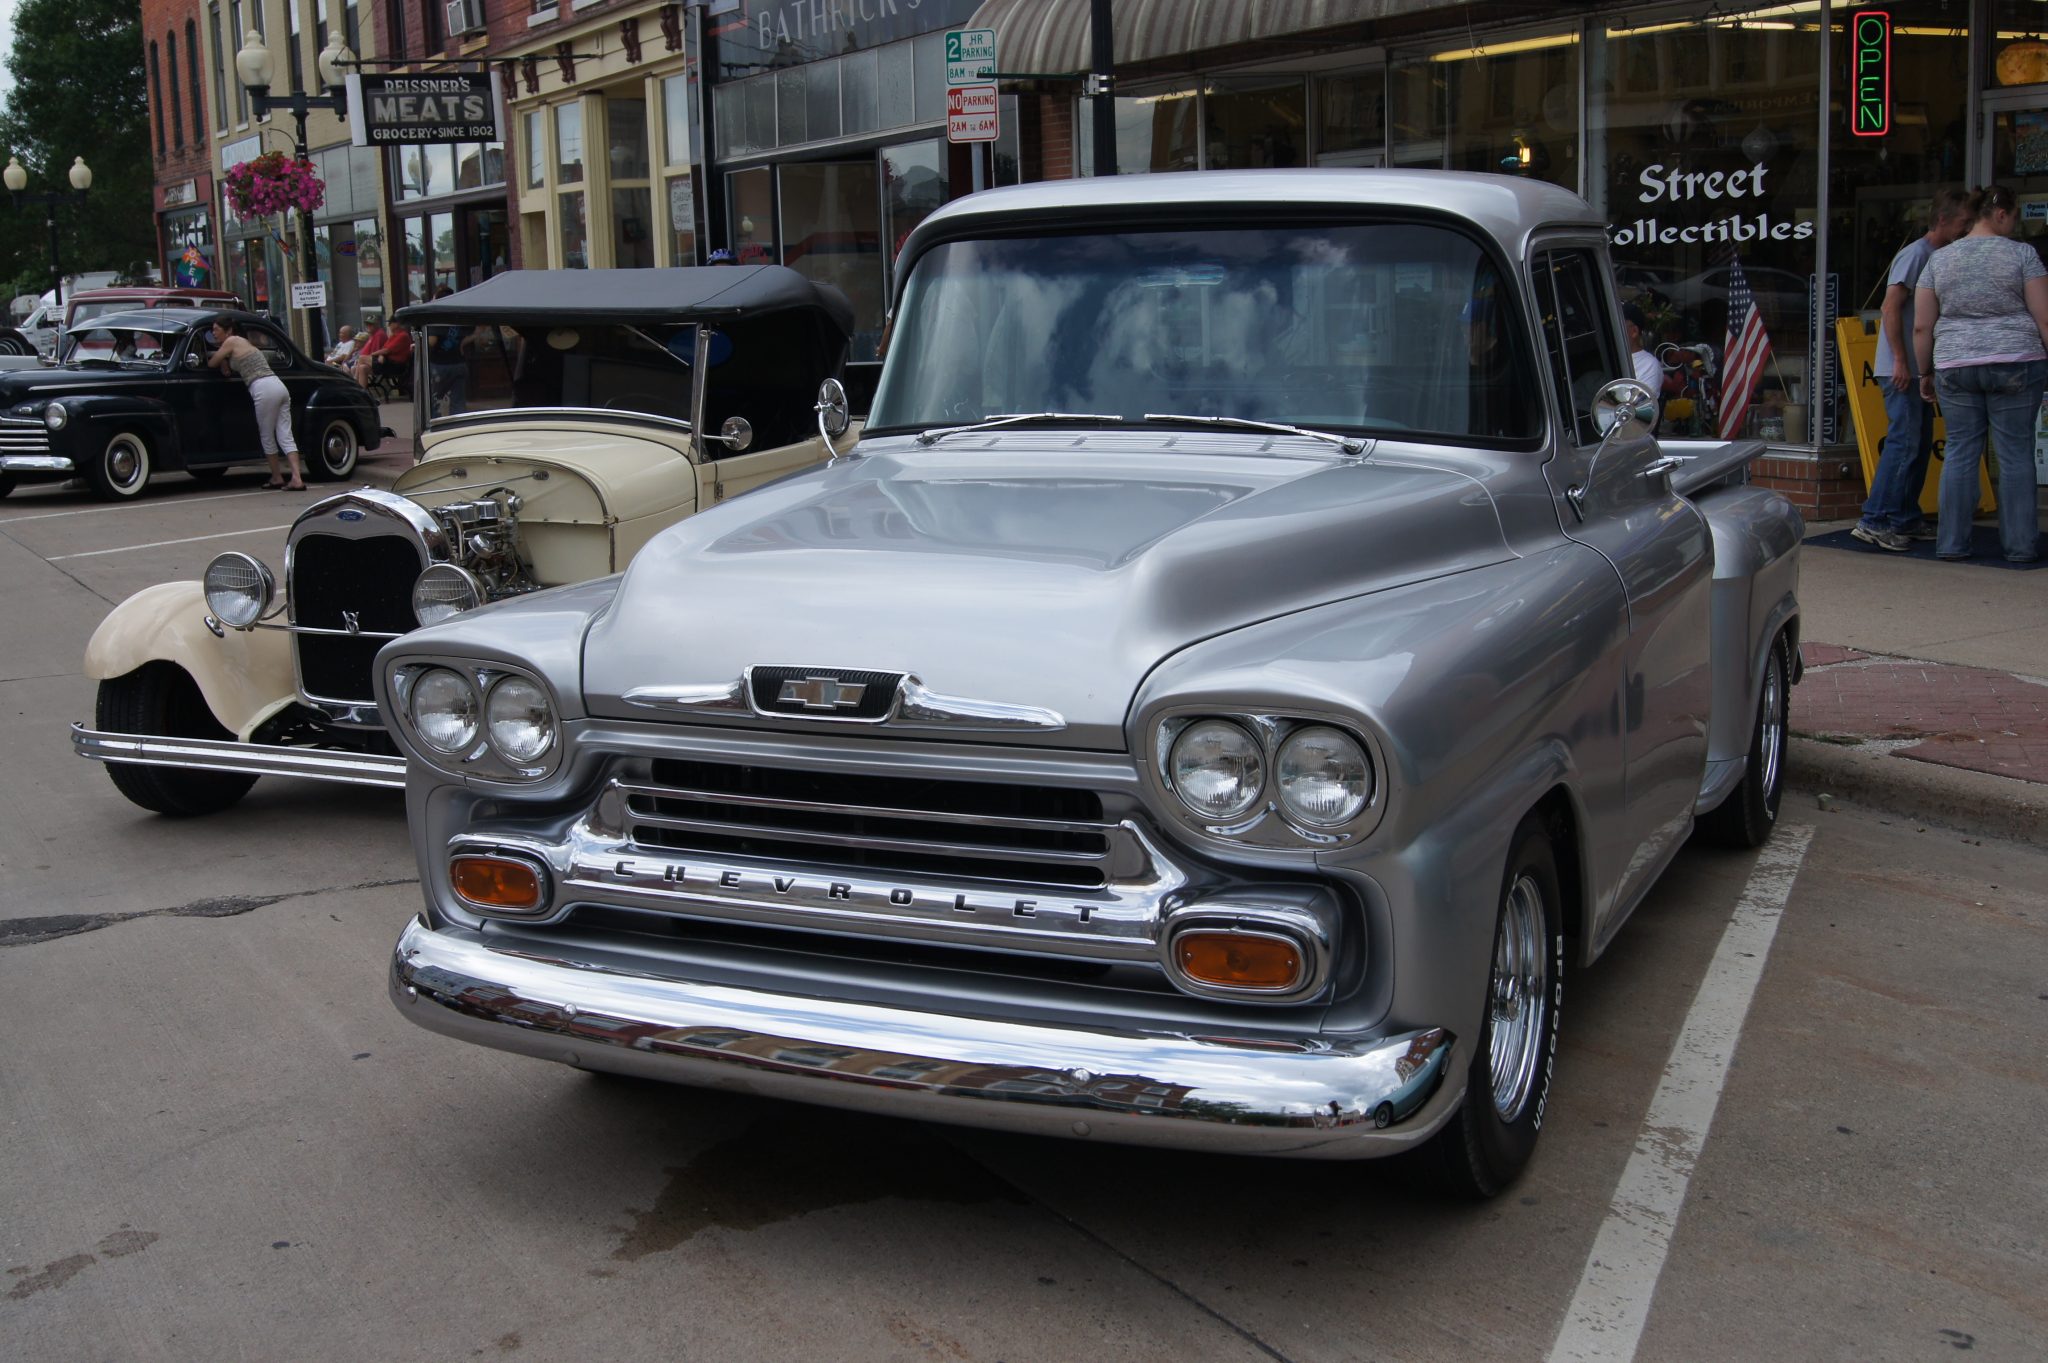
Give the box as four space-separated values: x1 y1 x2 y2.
0 308 378 501
71 266 856 816
15 302 59 358
377 171 1803 1194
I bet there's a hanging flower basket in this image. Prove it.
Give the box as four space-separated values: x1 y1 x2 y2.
223 150 325 219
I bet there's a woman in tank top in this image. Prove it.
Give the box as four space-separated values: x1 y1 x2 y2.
206 314 305 490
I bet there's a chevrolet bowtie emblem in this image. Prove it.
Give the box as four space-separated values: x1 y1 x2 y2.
778 676 867 710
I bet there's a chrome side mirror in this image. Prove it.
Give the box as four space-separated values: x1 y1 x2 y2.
717 415 753 453
1592 377 1657 436
815 376 850 446
184 352 203 370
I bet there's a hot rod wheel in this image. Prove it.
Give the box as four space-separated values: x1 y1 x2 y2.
95 662 257 815
1433 812 1565 1198
90 428 152 499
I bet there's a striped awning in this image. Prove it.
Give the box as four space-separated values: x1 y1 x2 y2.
964 0 1472 75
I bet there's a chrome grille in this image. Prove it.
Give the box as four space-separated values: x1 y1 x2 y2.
631 758 1115 889
0 418 51 456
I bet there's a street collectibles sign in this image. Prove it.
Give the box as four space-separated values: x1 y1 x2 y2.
946 27 997 145
345 71 504 146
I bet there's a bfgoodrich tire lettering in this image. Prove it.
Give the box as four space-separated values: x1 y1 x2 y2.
1433 812 1565 1198
309 416 359 481
1698 630 1790 848
89 429 152 500
95 662 257 816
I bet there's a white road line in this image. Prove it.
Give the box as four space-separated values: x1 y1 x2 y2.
1547 824 1815 1363
0 489 268 524
49 524 294 561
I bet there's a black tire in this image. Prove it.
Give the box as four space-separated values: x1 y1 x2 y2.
95 663 257 816
0 330 30 356
88 428 152 500
1698 631 1791 848
0 471 15 499
307 415 360 481
1433 814 1565 1198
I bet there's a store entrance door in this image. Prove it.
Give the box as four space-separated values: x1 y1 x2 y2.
465 208 509 287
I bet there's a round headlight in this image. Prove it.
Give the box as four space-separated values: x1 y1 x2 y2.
409 667 480 754
1275 726 1370 827
43 401 67 431
485 675 555 764
1167 720 1266 822
201 552 275 629
413 563 483 627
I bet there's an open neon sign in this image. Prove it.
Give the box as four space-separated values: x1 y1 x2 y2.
1853 10 1890 137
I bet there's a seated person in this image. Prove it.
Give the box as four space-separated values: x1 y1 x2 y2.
375 324 414 384
350 315 390 385
325 325 359 367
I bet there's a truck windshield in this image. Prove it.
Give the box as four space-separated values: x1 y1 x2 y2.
869 222 1540 445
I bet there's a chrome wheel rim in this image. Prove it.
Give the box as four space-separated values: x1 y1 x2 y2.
1489 874 1549 1122
107 436 145 491
321 422 355 476
1759 647 1786 809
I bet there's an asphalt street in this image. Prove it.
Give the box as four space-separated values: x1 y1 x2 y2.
2 463 2043 1362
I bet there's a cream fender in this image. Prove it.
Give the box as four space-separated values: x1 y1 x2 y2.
83 581 297 740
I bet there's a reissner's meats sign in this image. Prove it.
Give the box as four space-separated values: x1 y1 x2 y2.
347 72 503 146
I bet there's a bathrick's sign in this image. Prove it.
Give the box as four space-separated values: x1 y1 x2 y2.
345 71 503 146
1610 162 1815 247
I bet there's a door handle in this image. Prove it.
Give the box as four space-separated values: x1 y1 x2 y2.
1640 454 1689 482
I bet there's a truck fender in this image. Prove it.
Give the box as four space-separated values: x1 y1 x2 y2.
83 581 297 739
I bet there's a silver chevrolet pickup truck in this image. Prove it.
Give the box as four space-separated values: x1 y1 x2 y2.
380 171 1800 1196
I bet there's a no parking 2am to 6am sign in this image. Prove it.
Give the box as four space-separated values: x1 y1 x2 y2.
945 27 998 144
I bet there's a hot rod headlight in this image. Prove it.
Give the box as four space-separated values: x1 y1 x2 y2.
202 551 275 628
1275 726 1370 827
43 401 67 431
413 563 483 627
1167 720 1266 822
484 675 555 763
409 667 481 754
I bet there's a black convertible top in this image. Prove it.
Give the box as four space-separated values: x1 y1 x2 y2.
393 265 854 336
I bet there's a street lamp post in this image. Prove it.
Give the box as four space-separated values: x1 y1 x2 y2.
234 29 354 354
3 156 93 309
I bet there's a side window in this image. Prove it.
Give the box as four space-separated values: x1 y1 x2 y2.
249 326 294 369
1534 249 1625 446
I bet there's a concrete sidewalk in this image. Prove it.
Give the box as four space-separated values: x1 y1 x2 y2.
1789 515 2048 846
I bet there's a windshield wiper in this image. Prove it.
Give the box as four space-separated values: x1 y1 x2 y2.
1140 412 1368 457
915 412 1125 446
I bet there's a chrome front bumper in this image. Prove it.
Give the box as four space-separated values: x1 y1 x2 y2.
390 917 1462 1158
71 722 407 788
0 454 74 473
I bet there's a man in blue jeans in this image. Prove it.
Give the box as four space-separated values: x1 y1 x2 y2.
1854 188 1975 551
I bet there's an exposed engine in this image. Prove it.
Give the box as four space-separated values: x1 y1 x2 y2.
429 491 538 602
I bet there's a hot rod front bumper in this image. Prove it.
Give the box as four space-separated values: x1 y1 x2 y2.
389 917 1462 1158
71 722 407 787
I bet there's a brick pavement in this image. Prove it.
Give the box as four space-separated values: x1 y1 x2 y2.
1793 642 2048 784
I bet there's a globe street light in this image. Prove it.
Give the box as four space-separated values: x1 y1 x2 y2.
234 29 355 352
3 155 93 308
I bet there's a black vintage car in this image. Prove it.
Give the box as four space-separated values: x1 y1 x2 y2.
0 307 383 500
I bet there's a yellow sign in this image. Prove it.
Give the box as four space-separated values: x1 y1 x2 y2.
1835 316 1995 516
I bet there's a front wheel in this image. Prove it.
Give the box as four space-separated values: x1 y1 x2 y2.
308 416 360 481
1433 814 1565 1198
0 330 31 356
95 663 257 816
0 471 15 499
1698 631 1791 848
88 429 152 500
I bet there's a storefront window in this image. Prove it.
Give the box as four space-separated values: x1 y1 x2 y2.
883 140 946 277
841 50 879 135
559 191 587 268
524 109 545 189
662 73 690 167
1315 69 1387 166
1589 9 1822 442
667 174 697 264
556 102 584 184
1392 28 1580 190
728 166 774 265
1204 77 1306 169
1076 84 1200 175
1987 3 2048 85
781 161 883 360
614 187 654 268
406 216 427 305
356 218 383 322
608 96 649 181
456 142 503 190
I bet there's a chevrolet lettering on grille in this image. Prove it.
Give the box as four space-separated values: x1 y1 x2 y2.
778 675 868 710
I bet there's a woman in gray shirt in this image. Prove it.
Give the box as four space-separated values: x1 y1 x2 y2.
1913 184 2048 562
205 315 305 490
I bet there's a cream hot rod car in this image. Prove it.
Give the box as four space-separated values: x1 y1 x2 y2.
72 266 855 814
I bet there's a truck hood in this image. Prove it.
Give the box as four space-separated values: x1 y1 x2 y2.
582 436 1513 747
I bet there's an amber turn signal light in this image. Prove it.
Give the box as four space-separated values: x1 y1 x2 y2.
1173 930 1304 992
450 854 546 915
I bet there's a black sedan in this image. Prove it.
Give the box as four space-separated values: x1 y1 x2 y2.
0 308 383 500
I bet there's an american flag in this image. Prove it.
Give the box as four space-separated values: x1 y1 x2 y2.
1717 257 1772 439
